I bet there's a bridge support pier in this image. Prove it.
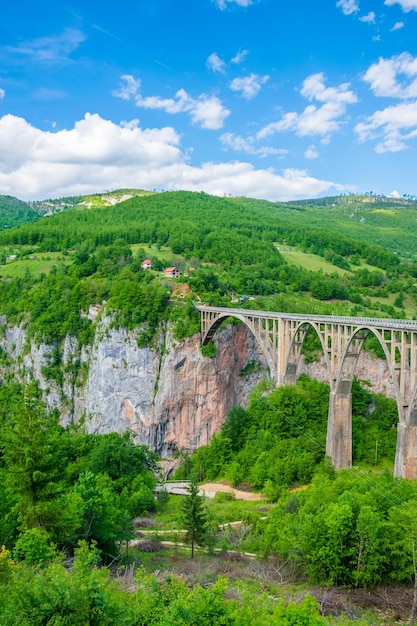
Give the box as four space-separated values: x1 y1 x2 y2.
395 423 417 479
280 364 297 386
326 390 352 470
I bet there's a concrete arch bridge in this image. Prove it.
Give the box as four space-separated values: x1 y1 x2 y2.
196 305 417 479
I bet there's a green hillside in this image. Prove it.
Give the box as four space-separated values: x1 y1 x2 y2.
0 189 416 346
0 189 156 231
237 193 417 257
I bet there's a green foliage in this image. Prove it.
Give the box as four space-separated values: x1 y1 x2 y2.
172 298 201 341
13 528 58 567
156 486 169 512
201 341 217 358
86 432 157 492
1 189 416 354
262 469 417 588
0 383 157 561
1 385 68 533
0 541 129 625
0 195 40 230
128 482 156 516
221 405 251 452
0 545 332 626
351 379 398 464
1 189 417 617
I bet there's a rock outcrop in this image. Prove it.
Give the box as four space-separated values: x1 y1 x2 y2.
0 316 267 457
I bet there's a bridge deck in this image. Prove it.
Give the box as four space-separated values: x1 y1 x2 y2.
195 305 417 331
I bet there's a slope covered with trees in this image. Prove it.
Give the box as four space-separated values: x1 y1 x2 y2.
0 190 416 350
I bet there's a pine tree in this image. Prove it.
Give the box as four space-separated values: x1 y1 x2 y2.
180 476 208 558
2 384 65 530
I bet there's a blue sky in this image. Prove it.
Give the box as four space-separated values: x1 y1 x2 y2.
1 0 417 201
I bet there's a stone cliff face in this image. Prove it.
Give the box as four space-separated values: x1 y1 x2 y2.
0 316 267 457
0 315 395 457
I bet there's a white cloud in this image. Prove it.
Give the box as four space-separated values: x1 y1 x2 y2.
304 145 319 159
0 113 348 202
385 0 417 11
362 53 417 98
336 0 360 15
231 49 249 64
0 113 181 173
391 21 405 30
229 73 269 99
206 52 226 74
135 89 230 129
354 101 417 152
3 28 85 64
257 73 357 138
300 73 357 104
0 89 4 99
172 163 348 201
359 11 376 23
213 0 253 9
113 75 230 129
188 95 231 129
220 132 288 157
112 74 141 100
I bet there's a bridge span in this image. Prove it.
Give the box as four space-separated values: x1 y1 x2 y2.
196 305 417 479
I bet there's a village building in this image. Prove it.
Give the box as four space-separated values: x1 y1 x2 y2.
141 259 152 269
163 267 180 278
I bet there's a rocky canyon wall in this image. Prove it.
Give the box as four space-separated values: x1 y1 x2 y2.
0 316 268 457
0 315 394 457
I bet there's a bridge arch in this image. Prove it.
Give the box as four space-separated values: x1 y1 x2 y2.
336 326 398 409
201 311 278 381
282 321 332 387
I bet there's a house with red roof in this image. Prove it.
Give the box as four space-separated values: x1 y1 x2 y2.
163 267 180 278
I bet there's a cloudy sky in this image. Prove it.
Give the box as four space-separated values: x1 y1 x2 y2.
1 0 417 201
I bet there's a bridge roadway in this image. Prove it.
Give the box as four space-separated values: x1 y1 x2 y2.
196 305 417 479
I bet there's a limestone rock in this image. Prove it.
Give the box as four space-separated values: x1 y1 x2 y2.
0 314 395 458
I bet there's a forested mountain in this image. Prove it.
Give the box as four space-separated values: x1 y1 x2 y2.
0 189 155 231
0 189 416 348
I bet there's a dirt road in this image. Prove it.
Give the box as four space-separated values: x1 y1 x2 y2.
163 481 264 500
199 482 264 500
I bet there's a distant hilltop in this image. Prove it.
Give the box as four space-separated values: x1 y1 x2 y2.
2 188 417 232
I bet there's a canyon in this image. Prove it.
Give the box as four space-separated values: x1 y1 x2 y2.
0 313 394 457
